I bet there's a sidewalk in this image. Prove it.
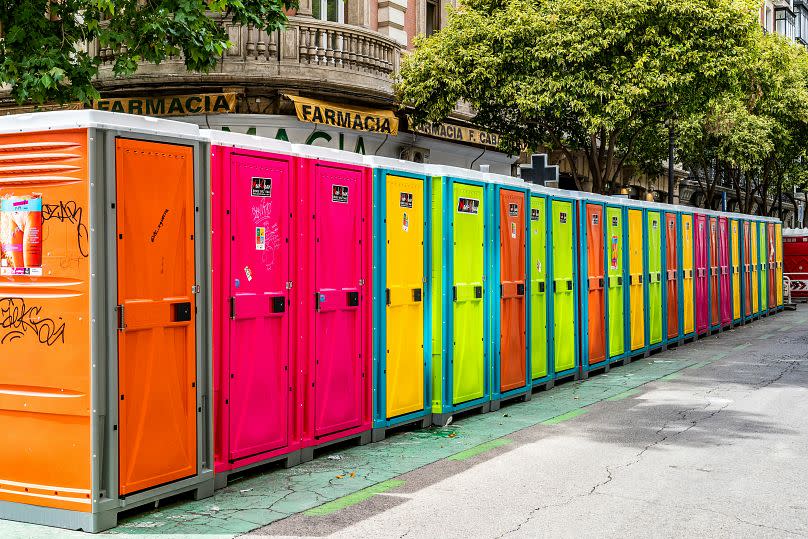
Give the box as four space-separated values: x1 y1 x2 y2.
3 310 804 538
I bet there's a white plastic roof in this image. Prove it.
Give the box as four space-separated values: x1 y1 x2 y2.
0 110 201 138
784 228 808 237
202 128 296 156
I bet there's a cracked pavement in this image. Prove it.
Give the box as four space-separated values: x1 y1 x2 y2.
252 309 808 538
1 309 805 538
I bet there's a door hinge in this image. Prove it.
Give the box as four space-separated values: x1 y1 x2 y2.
191 284 201 294
359 279 365 286
229 297 236 319
286 281 293 290
117 305 126 331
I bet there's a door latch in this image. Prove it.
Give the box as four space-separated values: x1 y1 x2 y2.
117 305 126 331
191 284 201 294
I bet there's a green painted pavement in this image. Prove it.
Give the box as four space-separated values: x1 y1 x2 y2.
542 408 589 425
303 480 405 516
2 348 726 538
446 439 513 461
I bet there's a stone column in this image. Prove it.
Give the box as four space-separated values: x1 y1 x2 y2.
377 0 408 46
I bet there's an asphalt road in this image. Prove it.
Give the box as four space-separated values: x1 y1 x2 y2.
252 309 808 538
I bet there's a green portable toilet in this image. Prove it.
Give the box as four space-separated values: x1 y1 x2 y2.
429 165 491 426
606 201 627 363
529 192 551 388
646 208 664 348
549 193 579 380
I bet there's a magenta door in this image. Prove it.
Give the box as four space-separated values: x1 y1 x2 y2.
718 217 731 326
228 154 291 460
695 214 708 333
314 165 364 438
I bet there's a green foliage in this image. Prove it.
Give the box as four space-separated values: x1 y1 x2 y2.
673 31 808 214
398 0 761 193
0 0 295 104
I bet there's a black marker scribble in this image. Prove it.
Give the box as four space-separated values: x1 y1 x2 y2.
0 298 66 346
151 209 169 242
42 201 89 258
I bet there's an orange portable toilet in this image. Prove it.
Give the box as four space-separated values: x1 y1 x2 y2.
0 111 213 532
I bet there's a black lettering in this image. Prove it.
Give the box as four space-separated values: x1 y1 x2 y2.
42 200 89 258
186 96 202 114
324 108 336 125
301 104 312 120
213 94 229 112
128 99 143 115
167 97 183 115
146 99 165 116
110 100 125 113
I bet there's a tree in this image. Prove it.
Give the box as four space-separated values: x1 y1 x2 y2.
0 0 294 104
397 0 760 194
673 31 808 216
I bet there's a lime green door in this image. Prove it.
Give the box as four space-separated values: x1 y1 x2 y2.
607 207 624 358
552 200 575 373
530 197 548 379
758 222 767 313
452 184 485 404
647 212 663 345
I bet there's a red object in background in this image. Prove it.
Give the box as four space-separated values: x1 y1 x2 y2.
783 229 808 299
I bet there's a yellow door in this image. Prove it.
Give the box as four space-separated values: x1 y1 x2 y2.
751 224 759 312
628 209 645 351
386 175 425 418
681 214 695 334
776 224 783 306
731 220 741 320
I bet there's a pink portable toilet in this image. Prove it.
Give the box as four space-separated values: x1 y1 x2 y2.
293 144 374 460
718 216 732 327
206 130 302 488
694 213 709 334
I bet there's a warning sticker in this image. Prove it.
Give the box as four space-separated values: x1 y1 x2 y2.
256 227 266 251
611 236 619 270
612 216 619 227
402 212 409 232
592 214 599 225
457 197 479 215
508 203 519 217
652 220 658 229
400 192 413 208
332 184 349 203
244 266 253 282
559 212 567 224
531 208 540 221
511 222 517 239
251 177 272 197
669 220 675 229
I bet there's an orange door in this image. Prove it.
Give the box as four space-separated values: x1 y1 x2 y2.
116 139 197 495
585 204 605 365
499 190 526 392
665 213 679 338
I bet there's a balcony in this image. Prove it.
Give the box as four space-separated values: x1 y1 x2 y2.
88 16 401 103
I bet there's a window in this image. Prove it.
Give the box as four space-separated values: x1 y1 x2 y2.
776 7 796 41
312 0 344 23
765 6 773 32
796 1 808 44
426 0 439 36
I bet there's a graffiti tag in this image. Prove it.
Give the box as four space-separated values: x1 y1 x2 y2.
0 297 65 346
151 209 170 243
42 201 89 258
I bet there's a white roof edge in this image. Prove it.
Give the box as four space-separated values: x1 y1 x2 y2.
291 143 365 166
202 128 296 155
0 110 201 138
784 228 808 236
363 155 427 176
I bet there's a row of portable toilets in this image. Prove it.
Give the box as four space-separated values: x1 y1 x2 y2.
0 112 784 532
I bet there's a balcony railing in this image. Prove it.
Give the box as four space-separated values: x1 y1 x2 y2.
88 16 401 99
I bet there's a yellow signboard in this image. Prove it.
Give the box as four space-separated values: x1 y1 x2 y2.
287 94 398 135
93 92 237 116
412 121 500 148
